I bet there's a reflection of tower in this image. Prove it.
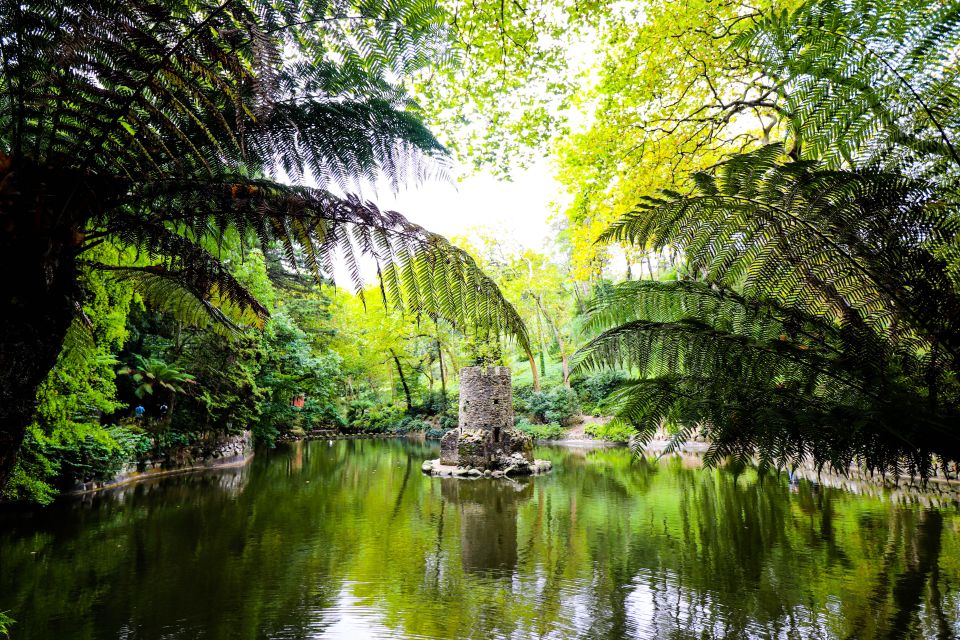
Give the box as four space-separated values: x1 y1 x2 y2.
441 478 534 574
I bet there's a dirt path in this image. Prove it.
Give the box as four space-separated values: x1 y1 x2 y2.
561 416 611 441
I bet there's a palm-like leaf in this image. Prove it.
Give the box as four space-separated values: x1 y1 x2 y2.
0 0 529 348
579 146 960 475
0 0 526 488
119 355 195 399
735 0 960 182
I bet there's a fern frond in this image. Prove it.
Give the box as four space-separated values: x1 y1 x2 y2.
585 145 960 475
736 0 960 182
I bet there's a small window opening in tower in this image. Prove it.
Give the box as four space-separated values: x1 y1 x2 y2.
494 427 501 442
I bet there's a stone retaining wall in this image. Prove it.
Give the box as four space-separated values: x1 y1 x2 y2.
70 430 254 494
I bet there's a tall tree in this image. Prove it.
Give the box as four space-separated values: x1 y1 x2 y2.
0 0 529 491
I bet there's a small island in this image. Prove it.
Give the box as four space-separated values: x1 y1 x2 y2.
422 366 552 477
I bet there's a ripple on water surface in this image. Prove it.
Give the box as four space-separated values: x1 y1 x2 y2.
1 438 959 639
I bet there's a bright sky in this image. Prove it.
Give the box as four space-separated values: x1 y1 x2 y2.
376 159 566 252
326 160 569 285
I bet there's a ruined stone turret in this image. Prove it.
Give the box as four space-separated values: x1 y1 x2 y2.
459 366 512 433
424 366 551 477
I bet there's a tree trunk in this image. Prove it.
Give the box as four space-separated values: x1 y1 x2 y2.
527 352 541 392
535 312 546 379
0 190 82 493
535 295 571 388
437 338 446 404
389 349 412 411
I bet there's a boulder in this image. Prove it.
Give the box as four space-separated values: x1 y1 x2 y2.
500 429 534 463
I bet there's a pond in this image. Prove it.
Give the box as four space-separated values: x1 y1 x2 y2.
1 438 959 639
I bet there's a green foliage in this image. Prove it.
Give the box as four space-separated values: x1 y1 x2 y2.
0 0 534 496
581 140 960 474
514 419 565 440
566 0 960 476
463 333 506 367
738 0 960 183
515 385 580 424
4 259 136 503
57 426 152 484
0 611 13 638
416 390 452 416
573 370 629 415
118 355 195 399
424 427 451 440
583 421 635 443
42 0 528 348
3 428 59 504
255 314 345 445
347 401 407 433
413 0 604 174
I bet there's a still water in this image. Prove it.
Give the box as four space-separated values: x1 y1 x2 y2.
2 439 960 639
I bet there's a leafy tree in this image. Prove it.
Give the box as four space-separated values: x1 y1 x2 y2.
412 0 605 175
0 0 530 491
255 313 343 444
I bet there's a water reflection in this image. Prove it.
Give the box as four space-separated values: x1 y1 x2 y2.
441 477 533 575
1 439 959 639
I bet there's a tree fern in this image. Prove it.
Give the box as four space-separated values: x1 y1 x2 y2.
736 0 960 183
0 0 526 490
579 146 960 476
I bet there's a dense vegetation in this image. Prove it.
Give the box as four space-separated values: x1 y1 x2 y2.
3 0 960 503
0 0 531 500
576 0 960 477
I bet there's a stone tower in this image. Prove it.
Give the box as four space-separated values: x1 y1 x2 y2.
424 366 551 477
458 366 512 437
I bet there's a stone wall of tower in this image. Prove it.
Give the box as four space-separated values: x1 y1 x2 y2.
458 366 513 432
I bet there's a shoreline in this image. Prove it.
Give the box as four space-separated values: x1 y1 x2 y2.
60 432 960 506
67 452 256 496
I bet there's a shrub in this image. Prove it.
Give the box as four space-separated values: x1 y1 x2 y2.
0 611 14 638
416 390 451 416
574 370 629 415
58 425 152 482
391 416 429 434
518 386 580 424
515 419 565 440
347 402 406 433
584 421 635 443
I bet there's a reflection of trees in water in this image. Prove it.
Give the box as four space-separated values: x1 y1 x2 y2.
525 447 960 639
2 440 960 640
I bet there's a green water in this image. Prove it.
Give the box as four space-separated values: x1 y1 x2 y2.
1 439 959 639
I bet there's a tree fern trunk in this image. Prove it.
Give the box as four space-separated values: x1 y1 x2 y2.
0 195 80 493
